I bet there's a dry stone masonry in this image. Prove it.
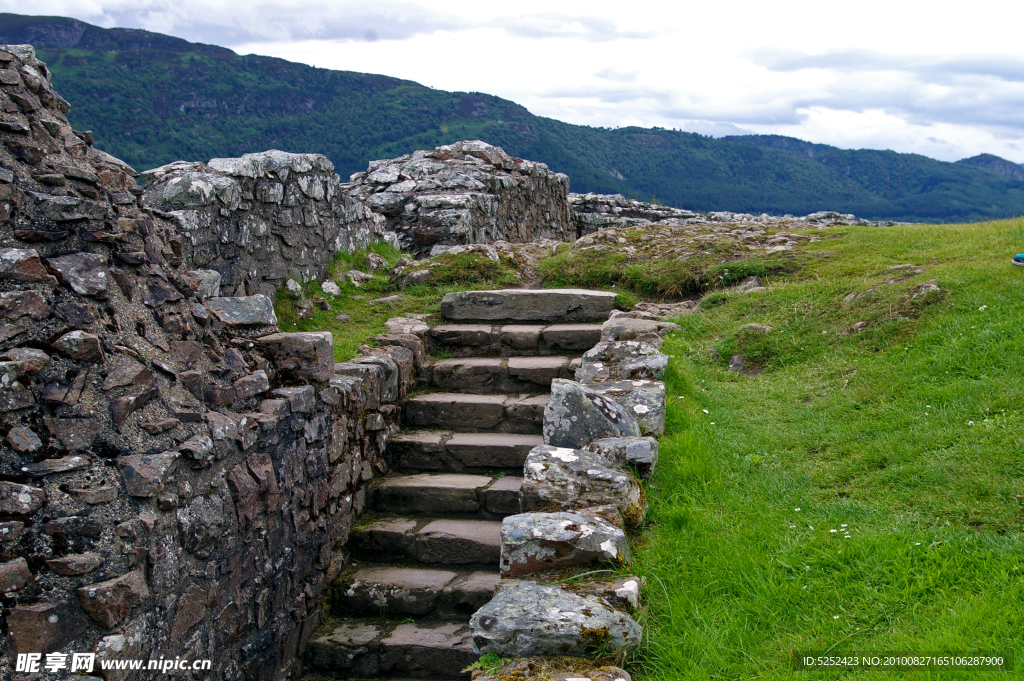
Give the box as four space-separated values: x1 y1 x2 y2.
0 44 414 680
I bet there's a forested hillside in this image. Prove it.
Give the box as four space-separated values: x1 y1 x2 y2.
6 13 1024 222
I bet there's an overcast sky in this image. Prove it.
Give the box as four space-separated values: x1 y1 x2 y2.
9 0 1024 163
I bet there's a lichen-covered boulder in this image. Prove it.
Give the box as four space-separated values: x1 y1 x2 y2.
520 445 644 524
589 379 667 437
543 379 640 448
470 581 642 656
576 341 668 383
499 510 628 577
582 437 659 479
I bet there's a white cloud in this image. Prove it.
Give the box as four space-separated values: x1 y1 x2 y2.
5 0 1024 162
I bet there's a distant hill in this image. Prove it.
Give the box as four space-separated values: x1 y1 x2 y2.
4 13 1024 222
956 153 1024 181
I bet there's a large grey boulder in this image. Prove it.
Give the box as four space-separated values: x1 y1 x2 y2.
576 340 668 384
520 445 645 523
582 437 659 479
543 379 640 448
499 510 628 577
441 289 616 323
470 581 641 656
589 379 667 437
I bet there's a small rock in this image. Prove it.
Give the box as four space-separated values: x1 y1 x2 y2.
582 436 659 479
470 580 641 656
76 569 150 628
139 418 181 435
0 480 46 514
109 388 158 428
364 252 389 270
51 330 104 363
0 290 49 320
851 321 868 331
371 294 403 304
6 601 87 657
116 452 179 497
347 270 375 286
384 316 429 336
204 295 278 327
0 247 53 283
6 426 42 453
0 347 50 374
286 278 302 294
44 516 103 537
739 323 772 333
322 280 341 296
21 456 88 478
259 331 334 382
0 557 33 592
729 354 745 371
334 313 350 322
46 252 110 298
46 552 102 576
233 370 270 399
44 417 101 450
65 486 118 504
190 269 221 299
912 279 942 299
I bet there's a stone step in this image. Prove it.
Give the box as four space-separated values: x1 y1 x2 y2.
430 356 577 392
308 619 477 678
389 430 542 473
441 288 616 323
332 566 500 618
368 473 520 517
353 517 504 564
402 393 548 433
428 323 603 357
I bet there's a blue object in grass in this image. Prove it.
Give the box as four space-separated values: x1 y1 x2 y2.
1014 254 1024 267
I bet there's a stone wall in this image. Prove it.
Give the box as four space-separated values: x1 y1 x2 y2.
0 45 416 680
141 153 387 299
344 140 572 255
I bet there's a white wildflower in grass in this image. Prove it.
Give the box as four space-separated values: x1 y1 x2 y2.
710 422 715 425
979 305 987 311
834 615 840 619
795 507 801 512
809 525 814 530
703 409 709 414
830 529 837 533
840 524 847 527
969 420 974 426
790 525 796 529
915 542 922 546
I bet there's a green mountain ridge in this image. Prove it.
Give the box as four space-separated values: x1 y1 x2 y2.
4 13 1024 223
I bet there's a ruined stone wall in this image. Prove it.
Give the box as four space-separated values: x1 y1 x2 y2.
141 153 387 299
0 45 415 680
344 140 573 255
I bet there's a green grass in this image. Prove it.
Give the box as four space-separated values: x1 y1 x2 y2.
633 218 1024 679
538 245 793 301
274 245 522 360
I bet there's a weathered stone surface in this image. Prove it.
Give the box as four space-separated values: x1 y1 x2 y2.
500 324 544 350
371 473 489 514
499 511 629 577
234 369 270 398
309 622 383 676
44 516 103 537
582 436 659 479
521 445 644 521
0 247 52 283
76 569 150 628
47 251 110 298
470 581 641 656
0 290 49 320
21 455 88 477
482 476 522 514
260 332 333 382
577 340 668 383
0 480 46 514
431 324 494 346
45 417 101 450
413 519 502 564
339 566 457 615
116 452 179 497
205 295 278 327
6 601 87 656
65 485 118 504
7 425 42 453
568 576 643 612
442 289 616 323
52 329 104 362
403 393 507 431
379 622 477 677
176 495 225 558
544 379 641 448
445 432 540 468
46 552 102 576
543 323 604 350
0 556 33 592
190 269 221 298
589 379 667 437
601 317 661 342
384 316 429 336
110 387 158 428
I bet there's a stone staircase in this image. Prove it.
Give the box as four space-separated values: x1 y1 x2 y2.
307 293 610 679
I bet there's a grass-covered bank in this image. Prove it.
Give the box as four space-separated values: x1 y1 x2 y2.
634 218 1024 679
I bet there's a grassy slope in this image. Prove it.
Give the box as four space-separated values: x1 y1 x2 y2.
635 219 1024 679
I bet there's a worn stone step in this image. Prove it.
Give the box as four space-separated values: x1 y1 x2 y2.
427 323 603 357
368 473 519 517
308 619 478 678
333 566 500 617
431 356 576 392
353 517 504 564
441 288 616 323
402 393 547 433
389 430 542 472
